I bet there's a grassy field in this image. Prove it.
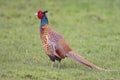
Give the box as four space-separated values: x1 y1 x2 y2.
0 0 120 80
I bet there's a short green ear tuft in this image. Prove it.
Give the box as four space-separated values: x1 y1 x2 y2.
43 10 48 14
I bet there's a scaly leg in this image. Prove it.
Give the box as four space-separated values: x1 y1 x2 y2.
51 61 55 69
58 61 61 69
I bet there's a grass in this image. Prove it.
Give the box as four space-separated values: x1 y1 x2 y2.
0 0 120 80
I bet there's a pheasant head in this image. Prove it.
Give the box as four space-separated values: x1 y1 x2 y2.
35 10 48 19
35 10 48 27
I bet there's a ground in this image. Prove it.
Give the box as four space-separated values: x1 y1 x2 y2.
0 0 120 80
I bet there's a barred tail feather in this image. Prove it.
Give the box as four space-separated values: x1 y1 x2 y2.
66 51 108 71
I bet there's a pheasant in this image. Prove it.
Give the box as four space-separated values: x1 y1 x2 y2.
35 10 108 71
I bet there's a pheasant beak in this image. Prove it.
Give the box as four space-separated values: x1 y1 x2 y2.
35 12 38 16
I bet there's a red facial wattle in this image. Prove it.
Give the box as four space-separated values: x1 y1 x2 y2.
37 11 44 19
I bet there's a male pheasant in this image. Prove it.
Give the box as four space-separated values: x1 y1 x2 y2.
35 10 108 71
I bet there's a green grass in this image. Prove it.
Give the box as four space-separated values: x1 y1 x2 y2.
0 0 120 80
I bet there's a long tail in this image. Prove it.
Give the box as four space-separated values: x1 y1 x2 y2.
66 51 109 71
